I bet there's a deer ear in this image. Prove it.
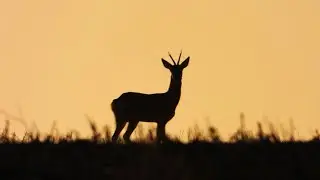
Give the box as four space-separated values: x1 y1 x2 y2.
162 59 172 69
180 57 190 69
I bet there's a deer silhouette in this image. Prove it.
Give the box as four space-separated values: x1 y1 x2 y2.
111 51 190 143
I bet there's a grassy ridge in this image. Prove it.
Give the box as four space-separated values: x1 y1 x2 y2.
0 116 319 180
0 139 319 180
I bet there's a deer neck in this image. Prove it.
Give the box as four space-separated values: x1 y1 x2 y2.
166 77 182 109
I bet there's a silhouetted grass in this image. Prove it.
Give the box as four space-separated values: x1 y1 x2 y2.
0 113 319 180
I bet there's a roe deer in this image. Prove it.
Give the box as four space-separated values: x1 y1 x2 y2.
111 51 190 143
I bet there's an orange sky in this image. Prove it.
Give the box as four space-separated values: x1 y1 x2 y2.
0 0 319 140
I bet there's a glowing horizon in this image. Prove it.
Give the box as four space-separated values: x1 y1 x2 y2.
0 0 319 140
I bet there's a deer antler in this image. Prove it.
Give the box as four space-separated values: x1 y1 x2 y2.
168 52 176 65
177 50 182 65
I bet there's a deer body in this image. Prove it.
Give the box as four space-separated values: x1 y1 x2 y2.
111 51 190 143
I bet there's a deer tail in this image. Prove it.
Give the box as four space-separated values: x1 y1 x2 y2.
111 99 118 114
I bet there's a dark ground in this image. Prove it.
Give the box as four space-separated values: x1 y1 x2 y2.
0 140 319 180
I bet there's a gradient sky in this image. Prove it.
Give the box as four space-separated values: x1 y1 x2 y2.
0 0 319 140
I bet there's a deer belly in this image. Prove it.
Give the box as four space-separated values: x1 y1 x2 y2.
124 106 175 122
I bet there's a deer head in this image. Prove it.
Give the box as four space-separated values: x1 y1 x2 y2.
161 50 190 82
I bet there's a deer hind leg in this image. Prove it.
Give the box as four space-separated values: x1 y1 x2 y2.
112 119 127 143
123 121 138 143
156 122 168 144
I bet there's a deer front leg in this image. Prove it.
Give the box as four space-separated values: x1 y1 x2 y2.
156 122 168 144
